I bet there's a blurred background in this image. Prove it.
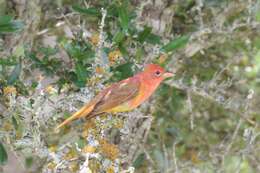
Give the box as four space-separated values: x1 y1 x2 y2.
0 0 259 172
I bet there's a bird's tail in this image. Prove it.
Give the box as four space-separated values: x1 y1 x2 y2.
55 104 95 131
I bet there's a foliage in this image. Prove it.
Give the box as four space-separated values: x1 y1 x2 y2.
0 142 8 165
0 15 23 33
161 35 190 53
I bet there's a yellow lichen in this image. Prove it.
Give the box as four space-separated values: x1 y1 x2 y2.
48 145 58 152
3 86 17 95
84 120 96 129
83 145 96 153
106 166 115 173
64 149 78 160
82 120 97 137
82 129 89 138
184 149 200 164
47 162 57 170
89 160 101 172
99 139 119 160
88 77 102 86
190 150 200 164
108 50 122 64
113 118 124 129
95 66 105 74
45 85 57 94
2 122 13 131
90 33 100 46
15 129 23 140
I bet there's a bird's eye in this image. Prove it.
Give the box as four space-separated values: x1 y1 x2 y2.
155 70 161 76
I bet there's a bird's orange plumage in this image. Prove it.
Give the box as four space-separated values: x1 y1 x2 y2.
56 64 173 130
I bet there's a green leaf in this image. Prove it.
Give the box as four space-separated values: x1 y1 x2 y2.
38 46 58 56
76 138 86 149
135 47 144 62
72 5 100 17
110 62 134 81
133 153 145 168
13 45 25 58
165 127 179 137
64 41 93 61
0 15 24 33
0 15 12 25
0 142 8 165
75 63 88 87
7 62 22 85
146 33 161 45
161 35 189 52
118 44 128 57
25 156 33 168
113 31 125 44
0 58 17 66
153 150 164 171
117 5 129 32
15 80 29 95
107 4 118 18
12 116 19 130
256 10 260 22
137 26 152 43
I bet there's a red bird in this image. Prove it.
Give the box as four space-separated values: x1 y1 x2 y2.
56 64 173 130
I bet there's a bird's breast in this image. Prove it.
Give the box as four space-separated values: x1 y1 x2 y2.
108 102 133 113
106 78 161 113
129 80 160 108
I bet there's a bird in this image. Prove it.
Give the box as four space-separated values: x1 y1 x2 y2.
56 64 173 130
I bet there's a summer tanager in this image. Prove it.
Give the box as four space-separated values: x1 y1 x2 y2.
56 64 173 130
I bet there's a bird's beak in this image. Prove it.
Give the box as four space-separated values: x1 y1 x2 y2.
163 72 174 79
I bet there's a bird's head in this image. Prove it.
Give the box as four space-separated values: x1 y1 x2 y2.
143 64 174 82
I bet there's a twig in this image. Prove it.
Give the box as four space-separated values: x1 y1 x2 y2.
172 142 179 173
196 0 204 29
142 145 155 166
224 118 243 156
96 8 108 68
221 89 254 170
187 90 194 130
165 80 256 126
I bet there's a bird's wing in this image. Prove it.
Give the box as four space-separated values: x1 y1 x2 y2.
55 77 140 130
90 77 141 114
